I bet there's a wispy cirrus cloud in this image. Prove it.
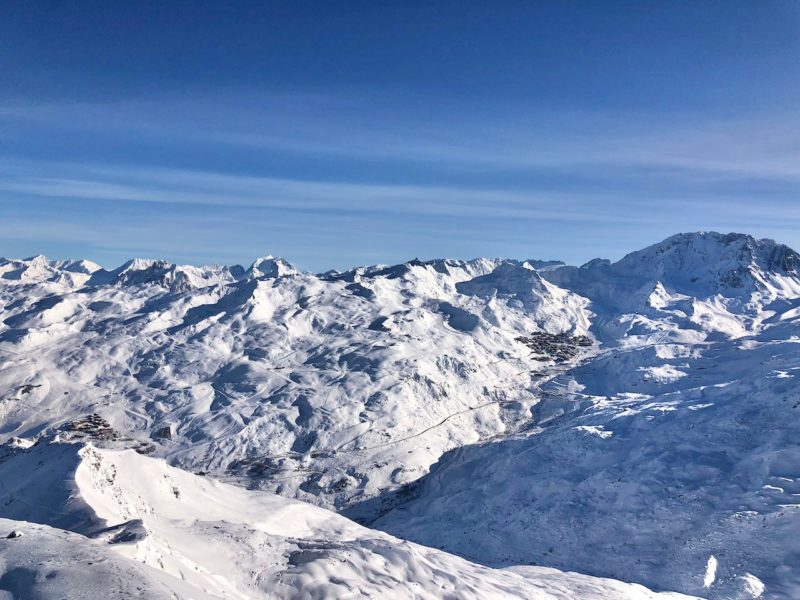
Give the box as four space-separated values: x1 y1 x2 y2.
0 155 672 224
4 91 800 180
1 88 799 270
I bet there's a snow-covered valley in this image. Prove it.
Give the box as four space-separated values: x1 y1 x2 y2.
0 232 798 598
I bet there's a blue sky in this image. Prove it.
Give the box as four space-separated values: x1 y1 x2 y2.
2 1 800 271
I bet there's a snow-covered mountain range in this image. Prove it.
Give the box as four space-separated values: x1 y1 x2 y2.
1 231 798 599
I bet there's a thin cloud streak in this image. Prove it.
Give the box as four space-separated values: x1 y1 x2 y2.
1 90 799 270
0 167 658 224
4 93 800 181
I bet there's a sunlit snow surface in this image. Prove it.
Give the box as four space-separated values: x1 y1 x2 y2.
0 443 692 599
0 232 799 598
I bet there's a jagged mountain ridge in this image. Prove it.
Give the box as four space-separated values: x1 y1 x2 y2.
3 231 797 298
544 232 800 306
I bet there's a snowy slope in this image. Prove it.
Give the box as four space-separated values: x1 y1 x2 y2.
0 255 101 288
0 254 592 513
543 232 800 343
546 232 799 301
0 440 694 599
0 231 798 598
372 234 800 599
374 328 800 599
0 518 198 599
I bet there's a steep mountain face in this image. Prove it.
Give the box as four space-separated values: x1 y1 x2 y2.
0 231 798 599
247 255 299 279
611 232 799 294
543 232 800 343
553 232 799 299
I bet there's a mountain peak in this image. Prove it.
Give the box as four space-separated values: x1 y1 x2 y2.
118 257 166 272
247 256 299 279
0 255 98 285
614 231 800 293
23 254 50 265
86 259 238 290
540 231 800 319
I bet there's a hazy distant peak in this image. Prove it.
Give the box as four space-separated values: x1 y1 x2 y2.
246 256 299 279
